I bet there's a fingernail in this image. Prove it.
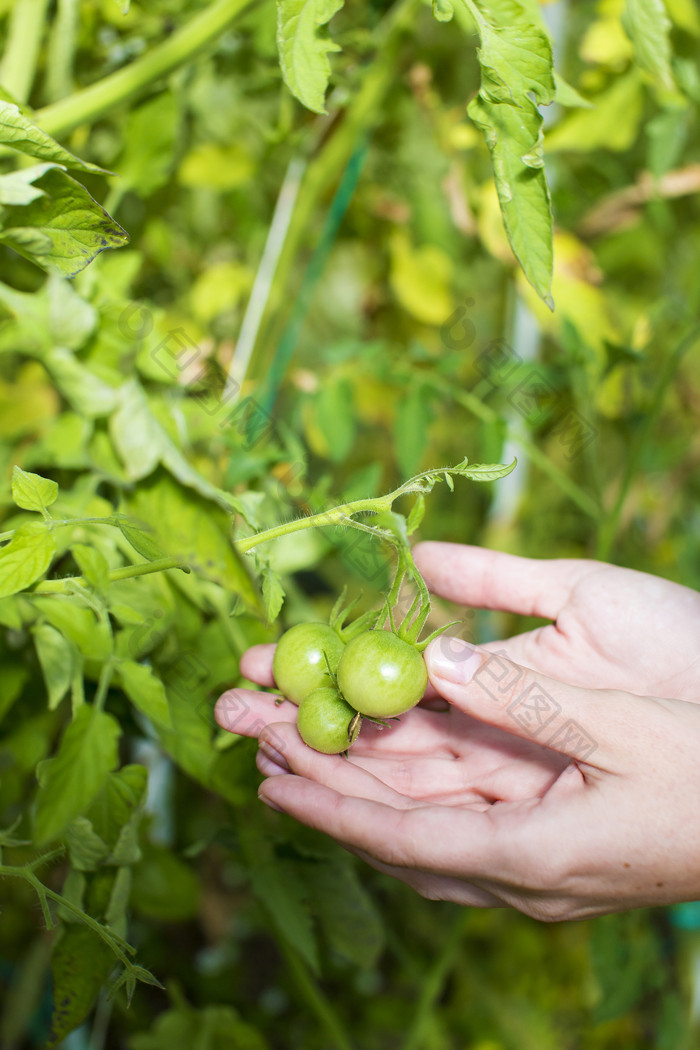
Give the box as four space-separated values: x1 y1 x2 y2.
258 787 284 813
426 637 479 683
259 739 289 770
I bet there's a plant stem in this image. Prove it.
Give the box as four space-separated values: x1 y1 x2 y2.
0 0 50 102
0 516 127 544
0 861 136 967
33 0 260 139
277 937 356 1050
31 556 189 593
235 498 394 555
235 460 515 555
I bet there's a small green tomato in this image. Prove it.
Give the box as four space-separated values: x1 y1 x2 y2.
272 622 345 705
296 687 362 754
336 629 427 717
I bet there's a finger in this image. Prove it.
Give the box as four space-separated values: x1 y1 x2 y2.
424 636 642 768
345 845 505 907
412 541 602 620
214 688 296 737
239 644 276 687
258 774 505 880
258 722 416 808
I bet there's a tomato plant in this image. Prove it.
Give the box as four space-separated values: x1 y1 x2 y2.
0 0 698 1044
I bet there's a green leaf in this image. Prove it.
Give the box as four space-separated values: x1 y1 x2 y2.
472 0 554 106
130 1003 268 1050
110 379 241 512
394 386 433 477
0 162 62 206
460 458 517 481
103 866 131 938
554 71 593 109
0 100 109 174
406 493 425 536
249 855 320 974
87 764 148 864
623 0 675 92
119 660 172 729
34 705 121 845
590 913 661 1022
0 167 128 277
71 542 110 593
468 94 553 307
31 596 113 662
11 465 58 514
123 471 261 610
307 858 384 967
0 522 56 598
261 565 285 623
314 378 356 462
276 0 344 114
545 69 645 153
115 93 180 200
42 345 118 417
460 0 555 306
433 0 454 21
32 622 77 710
131 841 200 921
115 516 167 561
64 816 111 871
48 925 116 1047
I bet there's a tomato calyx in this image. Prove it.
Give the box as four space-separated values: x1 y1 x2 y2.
329 585 382 643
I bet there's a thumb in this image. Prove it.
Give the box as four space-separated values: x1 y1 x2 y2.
424 636 629 767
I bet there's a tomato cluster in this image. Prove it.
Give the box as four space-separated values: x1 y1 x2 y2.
272 622 428 754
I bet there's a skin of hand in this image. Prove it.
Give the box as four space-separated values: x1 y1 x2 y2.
214 542 700 920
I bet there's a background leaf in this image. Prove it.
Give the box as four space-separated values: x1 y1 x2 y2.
276 0 344 113
35 706 121 844
0 167 127 276
0 522 56 598
11 465 58 514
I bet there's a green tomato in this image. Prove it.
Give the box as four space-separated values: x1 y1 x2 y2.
272 622 345 705
336 630 427 717
296 687 362 754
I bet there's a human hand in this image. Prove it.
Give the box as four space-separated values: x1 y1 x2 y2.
415 542 700 701
215 545 700 917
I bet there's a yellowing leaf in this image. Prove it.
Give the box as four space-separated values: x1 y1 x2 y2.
516 231 617 362
190 260 253 322
178 143 254 190
580 16 635 67
545 70 645 153
389 232 453 324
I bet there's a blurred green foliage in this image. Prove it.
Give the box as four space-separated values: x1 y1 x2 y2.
0 0 699 1046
